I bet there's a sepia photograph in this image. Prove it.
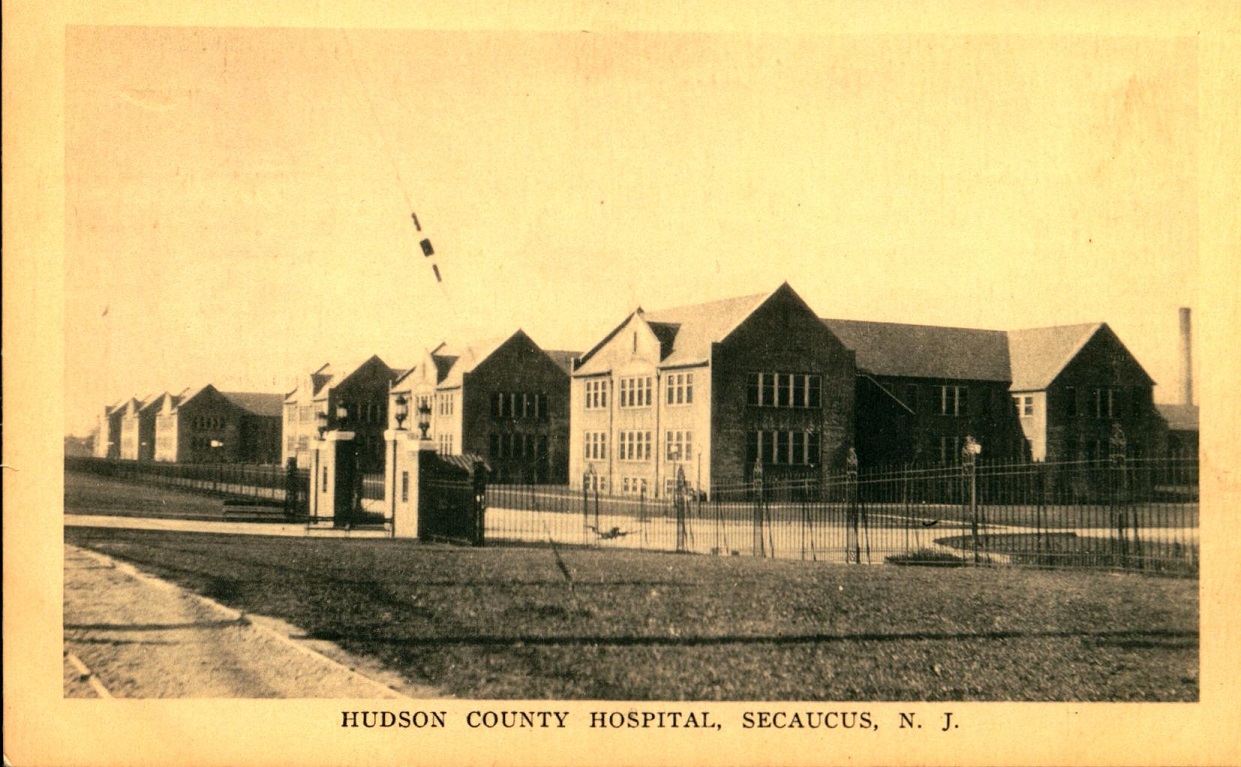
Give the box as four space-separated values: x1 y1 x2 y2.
6 3 1240 766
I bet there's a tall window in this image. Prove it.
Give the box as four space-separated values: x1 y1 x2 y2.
493 392 546 419
1014 395 1034 418
665 430 693 461
584 379 609 410
939 436 963 464
1093 388 1116 418
745 431 821 466
438 393 455 416
619 376 652 408
618 431 652 461
666 373 694 405
584 431 607 461
746 373 822 408
437 433 454 454
938 385 968 416
401 471 409 503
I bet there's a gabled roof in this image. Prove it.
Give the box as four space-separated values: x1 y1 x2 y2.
1156 403 1199 432
575 289 773 374
1006 323 1105 391
429 343 459 383
439 336 511 389
642 292 770 367
822 319 1011 382
544 350 581 375
308 355 399 400
220 392 285 418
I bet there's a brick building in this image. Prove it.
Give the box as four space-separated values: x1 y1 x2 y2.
152 384 283 464
822 320 1029 467
94 400 125 458
1007 323 1162 462
283 356 403 472
388 330 575 484
570 283 856 497
119 395 158 462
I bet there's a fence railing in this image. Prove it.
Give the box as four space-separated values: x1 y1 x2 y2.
66 456 309 513
482 457 1198 576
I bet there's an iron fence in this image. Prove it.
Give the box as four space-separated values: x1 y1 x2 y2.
481 457 1197 576
66 456 309 514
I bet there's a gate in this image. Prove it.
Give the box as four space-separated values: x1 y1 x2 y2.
283 459 310 518
419 454 487 545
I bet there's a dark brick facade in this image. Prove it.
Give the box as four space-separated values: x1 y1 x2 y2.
459 333 571 484
323 357 400 473
710 287 856 488
855 376 1029 467
1043 328 1160 462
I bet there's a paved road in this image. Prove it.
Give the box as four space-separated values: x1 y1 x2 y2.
63 544 438 698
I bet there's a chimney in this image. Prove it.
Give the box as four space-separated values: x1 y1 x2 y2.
1179 307 1193 406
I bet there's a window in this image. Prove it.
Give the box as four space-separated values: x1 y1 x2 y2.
322 466 329 492
584 379 609 410
438 393 455 417
1093 388 1115 419
584 431 607 461
665 430 693 461
621 477 649 496
745 431 821 466
1065 387 1078 417
938 385 968 416
401 472 409 503
666 373 695 405
746 373 822 408
437 434 454 454
1015 395 1034 418
619 376 653 408
618 431 652 461
584 472 608 493
939 436 963 464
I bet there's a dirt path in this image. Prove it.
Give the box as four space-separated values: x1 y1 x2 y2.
64 544 438 698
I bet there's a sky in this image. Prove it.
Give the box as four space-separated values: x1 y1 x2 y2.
64 28 1198 435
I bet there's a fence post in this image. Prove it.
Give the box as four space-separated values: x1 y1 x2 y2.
962 437 980 565
675 466 688 553
752 459 765 558
846 449 859 564
1109 423 1129 568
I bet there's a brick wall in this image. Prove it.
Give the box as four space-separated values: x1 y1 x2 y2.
710 289 856 489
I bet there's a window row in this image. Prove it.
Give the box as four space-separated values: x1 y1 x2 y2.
188 436 224 450
584 379 609 410
190 416 227 432
492 392 547 420
618 430 652 462
340 402 386 425
437 433 454 454
619 377 653 408
584 431 608 461
1065 386 1147 419
620 477 649 496
583 430 695 462
745 430 822 466
489 432 549 461
666 372 694 405
746 373 822 409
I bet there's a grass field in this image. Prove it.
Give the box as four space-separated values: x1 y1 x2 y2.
64 526 1198 701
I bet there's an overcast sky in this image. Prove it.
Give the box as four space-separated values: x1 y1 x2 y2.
65 28 1198 435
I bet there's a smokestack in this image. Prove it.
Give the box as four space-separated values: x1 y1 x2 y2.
1179 307 1193 406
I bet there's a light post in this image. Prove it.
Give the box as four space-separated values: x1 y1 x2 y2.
394 395 409 430
417 398 433 440
962 435 982 563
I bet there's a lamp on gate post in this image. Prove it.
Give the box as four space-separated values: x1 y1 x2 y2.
394 395 409 430
417 398 432 440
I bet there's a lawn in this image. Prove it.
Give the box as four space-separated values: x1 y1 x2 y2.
64 526 1198 701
